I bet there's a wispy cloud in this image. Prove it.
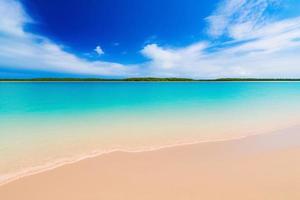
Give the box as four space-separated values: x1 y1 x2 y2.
206 0 279 40
1 0 300 78
0 0 137 77
140 0 300 78
0 0 31 36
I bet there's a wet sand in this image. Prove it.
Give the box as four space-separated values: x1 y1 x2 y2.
0 126 300 200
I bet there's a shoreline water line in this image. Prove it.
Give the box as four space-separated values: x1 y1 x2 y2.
1 123 299 187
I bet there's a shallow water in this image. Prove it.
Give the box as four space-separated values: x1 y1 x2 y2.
1 82 300 183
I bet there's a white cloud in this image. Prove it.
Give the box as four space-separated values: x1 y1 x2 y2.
0 0 138 77
206 0 278 40
94 45 104 55
137 0 300 78
141 14 300 78
1 0 300 78
0 0 31 36
141 42 208 70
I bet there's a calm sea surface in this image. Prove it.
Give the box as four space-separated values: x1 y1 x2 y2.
1 82 300 183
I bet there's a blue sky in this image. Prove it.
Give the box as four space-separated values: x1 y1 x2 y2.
1 0 300 78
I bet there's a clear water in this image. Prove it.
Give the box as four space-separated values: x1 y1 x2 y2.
1 82 300 183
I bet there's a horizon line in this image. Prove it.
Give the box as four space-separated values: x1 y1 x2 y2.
2 77 300 82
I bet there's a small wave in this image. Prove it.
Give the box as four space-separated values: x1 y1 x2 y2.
1 123 299 187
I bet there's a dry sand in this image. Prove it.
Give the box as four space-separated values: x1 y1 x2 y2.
0 126 300 200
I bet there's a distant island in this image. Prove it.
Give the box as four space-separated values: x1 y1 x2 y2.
1 77 300 82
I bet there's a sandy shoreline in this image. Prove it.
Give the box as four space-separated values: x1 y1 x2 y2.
0 126 300 199
0 124 296 187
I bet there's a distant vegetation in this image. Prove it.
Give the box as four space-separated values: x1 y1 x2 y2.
213 78 300 81
123 77 195 81
1 77 300 82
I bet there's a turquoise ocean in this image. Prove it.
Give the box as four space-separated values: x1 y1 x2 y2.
1 82 300 184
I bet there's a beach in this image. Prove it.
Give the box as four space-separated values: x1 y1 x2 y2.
2 0 300 198
1 82 300 199
1 126 300 200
